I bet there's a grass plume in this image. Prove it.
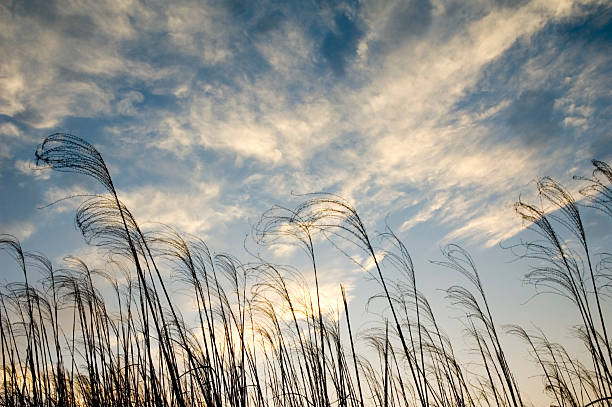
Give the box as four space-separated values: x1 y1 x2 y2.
0 133 610 407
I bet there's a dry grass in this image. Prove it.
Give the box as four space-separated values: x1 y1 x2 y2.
0 133 610 407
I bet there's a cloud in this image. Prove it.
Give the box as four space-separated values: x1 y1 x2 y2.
119 181 245 237
364 0 433 55
58 245 111 272
0 122 20 139
1 221 35 242
38 178 247 249
268 242 299 258
254 19 312 76
14 159 51 180
43 185 92 213
0 0 231 129
444 203 526 248
0 122 22 160
254 266 355 323
331 0 609 244
399 192 449 232
1 0 609 254
116 91 144 116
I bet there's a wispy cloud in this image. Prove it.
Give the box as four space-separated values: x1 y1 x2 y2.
119 181 245 237
15 159 50 180
1 221 35 242
1 0 610 251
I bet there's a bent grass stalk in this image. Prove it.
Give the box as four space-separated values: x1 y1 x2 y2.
0 134 609 407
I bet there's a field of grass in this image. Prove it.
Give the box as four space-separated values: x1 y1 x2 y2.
1 133 611 407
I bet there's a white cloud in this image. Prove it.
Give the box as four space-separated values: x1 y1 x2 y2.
1 0 606 250
269 242 300 258
0 0 227 129
165 2 231 64
1 221 35 242
0 122 20 138
0 122 21 160
14 159 51 180
119 181 245 236
116 91 144 116
317 0 602 244
254 24 312 76
58 245 111 272
400 192 449 232
153 74 340 166
39 179 247 248
43 185 91 213
444 205 525 248
254 267 354 323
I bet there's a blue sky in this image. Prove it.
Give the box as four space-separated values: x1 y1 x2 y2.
1 0 611 403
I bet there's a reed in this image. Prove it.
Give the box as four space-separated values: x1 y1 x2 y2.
0 133 609 406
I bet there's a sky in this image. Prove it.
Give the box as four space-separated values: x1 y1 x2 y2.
1 0 612 404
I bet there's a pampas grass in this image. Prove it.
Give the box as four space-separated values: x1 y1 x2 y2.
0 133 610 407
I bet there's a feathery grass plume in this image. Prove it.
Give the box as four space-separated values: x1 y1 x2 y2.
505 324 605 407
576 160 612 218
36 133 189 406
434 244 523 407
513 160 612 406
1 134 610 407
256 194 432 406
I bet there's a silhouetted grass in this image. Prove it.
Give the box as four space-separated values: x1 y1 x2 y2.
0 133 610 406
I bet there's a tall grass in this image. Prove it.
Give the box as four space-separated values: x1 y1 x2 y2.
0 133 610 406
